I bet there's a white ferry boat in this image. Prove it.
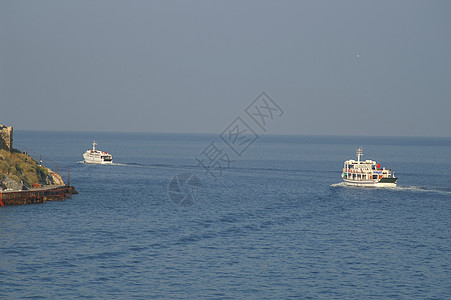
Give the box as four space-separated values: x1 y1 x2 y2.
83 141 113 164
342 147 397 187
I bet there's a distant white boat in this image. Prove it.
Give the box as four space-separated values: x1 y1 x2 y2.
342 147 397 187
83 141 113 164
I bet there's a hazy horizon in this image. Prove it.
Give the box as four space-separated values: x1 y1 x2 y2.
12 128 451 141
1 0 450 137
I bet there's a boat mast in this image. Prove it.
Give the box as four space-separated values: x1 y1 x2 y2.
356 147 363 164
92 141 97 151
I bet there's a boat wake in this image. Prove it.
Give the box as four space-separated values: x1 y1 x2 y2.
390 185 451 195
110 162 129 166
330 182 347 188
77 161 126 166
330 182 451 195
77 161 196 170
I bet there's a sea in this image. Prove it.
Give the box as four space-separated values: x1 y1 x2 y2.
1 131 450 299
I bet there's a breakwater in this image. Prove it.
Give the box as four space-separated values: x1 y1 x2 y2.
0 185 77 206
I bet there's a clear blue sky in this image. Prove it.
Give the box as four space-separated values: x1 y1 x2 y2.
1 0 450 136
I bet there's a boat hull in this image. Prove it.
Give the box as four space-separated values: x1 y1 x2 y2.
343 178 397 188
83 153 113 164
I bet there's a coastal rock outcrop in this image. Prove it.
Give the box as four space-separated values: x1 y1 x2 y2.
1 174 24 191
45 168 65 186
0 124 67 192
0 149 65 191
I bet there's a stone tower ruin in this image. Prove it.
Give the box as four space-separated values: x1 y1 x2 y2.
0 125 13 151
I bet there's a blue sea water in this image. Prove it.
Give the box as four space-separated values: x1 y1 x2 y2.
1 131 450 299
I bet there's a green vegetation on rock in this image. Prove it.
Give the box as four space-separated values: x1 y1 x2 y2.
0 149 63 190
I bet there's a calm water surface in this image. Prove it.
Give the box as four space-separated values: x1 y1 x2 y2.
1 131 450 299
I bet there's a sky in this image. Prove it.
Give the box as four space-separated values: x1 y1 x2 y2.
0 0 450 137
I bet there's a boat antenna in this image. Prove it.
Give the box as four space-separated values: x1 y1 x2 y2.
356 147 363 164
